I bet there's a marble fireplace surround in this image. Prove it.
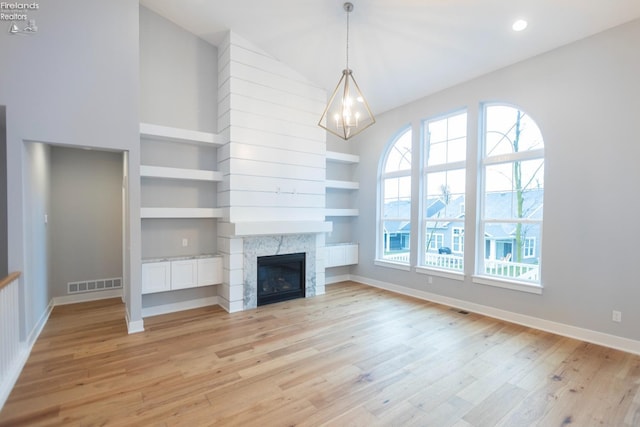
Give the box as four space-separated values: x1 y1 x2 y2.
243 234 321 310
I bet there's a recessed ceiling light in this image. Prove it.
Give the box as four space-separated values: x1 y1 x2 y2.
512 19 528 32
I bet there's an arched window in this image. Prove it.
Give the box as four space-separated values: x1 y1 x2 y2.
478 104 544 286
422 110 467 272
379 127 412 264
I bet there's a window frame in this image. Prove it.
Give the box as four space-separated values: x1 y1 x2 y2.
374 103 545 295
376 126 413 269
475 103 544 292
452 227 464 254
426 233 444 251
524 237 536 258
420 110 468 274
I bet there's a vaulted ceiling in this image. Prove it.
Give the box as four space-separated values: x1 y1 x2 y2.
140 0 640 114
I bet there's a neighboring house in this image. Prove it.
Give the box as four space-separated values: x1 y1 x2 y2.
386 188 543 264
382 199 411 252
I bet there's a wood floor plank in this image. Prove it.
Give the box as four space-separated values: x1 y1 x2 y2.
1 281 640 426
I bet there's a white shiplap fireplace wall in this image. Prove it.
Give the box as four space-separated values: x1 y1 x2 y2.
216 32 331 312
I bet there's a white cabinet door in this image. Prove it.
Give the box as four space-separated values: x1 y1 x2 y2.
197 257 222 287
171 259 198 290
326 244 359 268
327 245 346 268
142 261 171 294
345 245 359 265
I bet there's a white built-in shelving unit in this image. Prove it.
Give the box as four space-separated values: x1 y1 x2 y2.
140 122 224 145
141 255 223 295
140 123 224 219
325 150 360 218
325 150 360 267
140 165 223 182
140 123 225 294
325 150 360 164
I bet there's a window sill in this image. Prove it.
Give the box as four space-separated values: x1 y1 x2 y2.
472 275 543 295
374 259 411 271
415 266 464 281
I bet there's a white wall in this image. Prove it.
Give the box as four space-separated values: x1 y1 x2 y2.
0 0 142 336
139 6 218 133
217 32 327 225
22 142 51 340
350 19 640 343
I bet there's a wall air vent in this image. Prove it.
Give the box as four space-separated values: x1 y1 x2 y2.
67 277 122 294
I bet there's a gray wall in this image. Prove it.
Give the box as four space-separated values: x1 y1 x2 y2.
349 19 640 341
140 6 218 133
49 147 123 298
0 0 141 337
140 139 218 259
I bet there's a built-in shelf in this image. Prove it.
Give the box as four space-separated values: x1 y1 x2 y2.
326 150 359 164
221 221 333 237
140 207 223 219
140 165 223 182
325 208 359 217
325 151 359 220
140 122 224 146
325 179 359 190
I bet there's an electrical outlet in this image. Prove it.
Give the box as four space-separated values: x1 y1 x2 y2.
612 310 622 323
428 276 433 284
182 238 188 247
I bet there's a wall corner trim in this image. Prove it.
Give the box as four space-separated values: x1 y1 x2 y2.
125 311 145 334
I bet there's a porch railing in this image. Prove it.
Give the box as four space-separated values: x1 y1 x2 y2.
383 253 410 263
484 259 539 281
385 252 539 282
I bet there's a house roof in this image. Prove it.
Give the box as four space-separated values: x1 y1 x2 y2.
384 189 543 237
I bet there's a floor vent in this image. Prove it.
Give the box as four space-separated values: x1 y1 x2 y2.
67 277 122 294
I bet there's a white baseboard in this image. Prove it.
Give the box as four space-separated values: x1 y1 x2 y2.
28 299 54 346
350 274 640 356
126 310 145 334
52 289 123 306
141 296 219 318
0 346 29 410
1 299 54 410
325 274 351 285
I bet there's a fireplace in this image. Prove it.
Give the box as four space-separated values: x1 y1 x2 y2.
257 252 306 306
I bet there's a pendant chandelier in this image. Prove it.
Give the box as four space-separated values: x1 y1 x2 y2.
318 2 375 140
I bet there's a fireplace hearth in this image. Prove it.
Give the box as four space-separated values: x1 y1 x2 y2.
257 252 305 306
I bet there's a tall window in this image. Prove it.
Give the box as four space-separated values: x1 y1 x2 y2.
479 104 544 284
380 128 412 264
422 111 467 272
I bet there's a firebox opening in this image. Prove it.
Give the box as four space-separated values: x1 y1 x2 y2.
257 252 305 306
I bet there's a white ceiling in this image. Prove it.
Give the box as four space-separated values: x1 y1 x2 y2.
140 0 640 115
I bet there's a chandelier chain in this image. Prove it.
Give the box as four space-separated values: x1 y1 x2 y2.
345 7 350 70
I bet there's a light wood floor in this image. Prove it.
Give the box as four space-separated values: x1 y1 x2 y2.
2 281 640 426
